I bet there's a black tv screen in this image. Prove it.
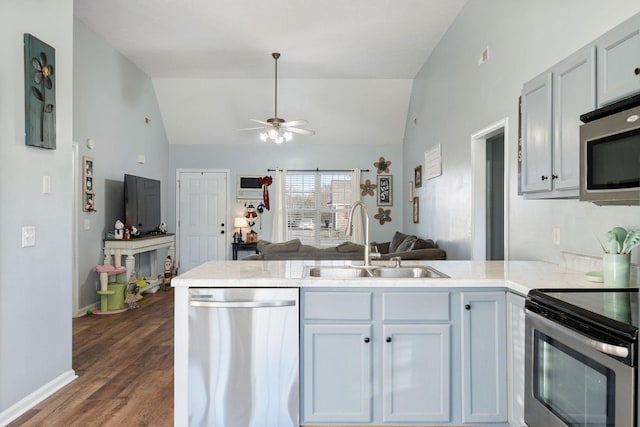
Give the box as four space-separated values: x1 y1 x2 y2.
124 174 161 235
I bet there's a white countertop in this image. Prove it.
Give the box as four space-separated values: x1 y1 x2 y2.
171 259 639 295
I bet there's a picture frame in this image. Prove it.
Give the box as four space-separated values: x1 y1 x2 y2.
377 175 393 206
412 196 419 224
24 33 56 149
82 156 95 212
414 165 422 188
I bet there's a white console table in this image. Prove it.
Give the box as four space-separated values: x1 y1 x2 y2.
103 234 175 293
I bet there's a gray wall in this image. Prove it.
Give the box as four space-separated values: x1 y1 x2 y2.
0 0 74 415
403 0 640 262
168 143 404 253
73 19 170 311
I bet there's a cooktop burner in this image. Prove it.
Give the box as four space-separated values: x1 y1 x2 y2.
527 288 638 344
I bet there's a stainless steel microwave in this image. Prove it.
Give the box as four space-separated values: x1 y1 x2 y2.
579 100 640 205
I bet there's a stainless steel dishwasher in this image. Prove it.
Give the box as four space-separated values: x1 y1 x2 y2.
188 288 299 427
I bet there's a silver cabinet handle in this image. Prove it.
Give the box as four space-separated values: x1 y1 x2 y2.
525 308 629 358
190 298 296 308
589 340 629 358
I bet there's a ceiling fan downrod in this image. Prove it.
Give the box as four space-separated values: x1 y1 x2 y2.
272 52 280 119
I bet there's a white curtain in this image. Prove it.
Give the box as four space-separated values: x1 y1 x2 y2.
271 168 288 242
350 168 365 244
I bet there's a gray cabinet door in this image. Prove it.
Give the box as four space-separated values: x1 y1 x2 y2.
460 291 507 423
302 324 372 423
597 17 640 107
381 324 451 423
553 46 596 192
521 72 553 193
507 292 526 427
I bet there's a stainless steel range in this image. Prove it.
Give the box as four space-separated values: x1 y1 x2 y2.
525 288 637 427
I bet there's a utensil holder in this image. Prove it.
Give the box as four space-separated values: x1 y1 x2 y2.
603 253 631 288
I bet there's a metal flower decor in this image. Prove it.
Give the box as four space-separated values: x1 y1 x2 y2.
360 179 377 197
374 208 392 225
24 34 56 149
374 157 391 174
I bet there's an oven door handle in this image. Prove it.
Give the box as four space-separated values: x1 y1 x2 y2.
525 308 629 358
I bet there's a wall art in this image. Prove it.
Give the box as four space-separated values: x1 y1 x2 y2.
413 196 420 224
414 165 422 188
377 175 393 206
24 33 56 149
83 156 95 212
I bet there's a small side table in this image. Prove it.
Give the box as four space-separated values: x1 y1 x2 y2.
232 242 259 260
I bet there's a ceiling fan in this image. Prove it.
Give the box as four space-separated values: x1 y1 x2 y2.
241 52 315 144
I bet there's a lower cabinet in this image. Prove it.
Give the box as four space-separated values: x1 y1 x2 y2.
301 287 507 425
303 324 373 423
382 324 450 422
461 291 507 424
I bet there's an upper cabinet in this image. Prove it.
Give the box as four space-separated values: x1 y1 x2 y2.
520 46 596 198
597 17 640 107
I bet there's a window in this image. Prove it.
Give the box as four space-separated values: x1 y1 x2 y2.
286 172 354 246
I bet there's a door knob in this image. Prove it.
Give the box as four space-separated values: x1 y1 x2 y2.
363 337 370 343
220 230 224 234
541 175 548 181
635 67 640 76
385 337 392 343
220 223 225 227
465 304 471 310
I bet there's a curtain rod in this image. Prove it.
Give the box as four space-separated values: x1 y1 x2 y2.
267 168 370 173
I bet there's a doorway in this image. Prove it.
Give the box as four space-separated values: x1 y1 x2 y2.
470 119 509 260
177 170 229 272
486 133 504 260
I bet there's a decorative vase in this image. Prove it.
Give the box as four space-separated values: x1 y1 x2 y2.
603 253 631 288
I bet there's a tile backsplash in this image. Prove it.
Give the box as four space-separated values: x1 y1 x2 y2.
561 251 639 282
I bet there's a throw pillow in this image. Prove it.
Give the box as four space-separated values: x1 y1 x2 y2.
395 235 417 252
257 239 301 254
411 238 436 250
389 231 417 253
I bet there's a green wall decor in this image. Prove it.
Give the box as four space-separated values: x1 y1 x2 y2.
24 33 56 149
373 156 391 174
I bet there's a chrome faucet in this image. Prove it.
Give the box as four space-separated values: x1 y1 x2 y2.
346 200 379 266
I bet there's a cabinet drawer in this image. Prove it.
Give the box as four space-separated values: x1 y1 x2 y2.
304 291 372 320
382 292 450 321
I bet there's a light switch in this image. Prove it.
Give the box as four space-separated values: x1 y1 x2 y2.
553 227 561 245
43 175 51 194
22 226 36 247
84 219 91 230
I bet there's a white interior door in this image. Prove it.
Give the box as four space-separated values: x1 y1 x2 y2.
178 171 228 272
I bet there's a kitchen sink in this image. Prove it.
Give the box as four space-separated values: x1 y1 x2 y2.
306 265 449 279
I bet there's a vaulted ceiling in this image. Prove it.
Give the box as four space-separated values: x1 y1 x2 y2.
75 0 467 145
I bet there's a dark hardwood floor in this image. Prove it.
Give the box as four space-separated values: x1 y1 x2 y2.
9 289 174 426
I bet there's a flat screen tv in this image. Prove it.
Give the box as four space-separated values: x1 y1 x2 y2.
124 174 161 235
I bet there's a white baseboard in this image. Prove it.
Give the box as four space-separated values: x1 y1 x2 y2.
0 369 77 426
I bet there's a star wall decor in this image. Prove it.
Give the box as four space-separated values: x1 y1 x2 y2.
374 157 391 174
374 207 392 225
360 179 377 197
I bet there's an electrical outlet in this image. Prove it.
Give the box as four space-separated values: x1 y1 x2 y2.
553 227 561 245
22 226 36 247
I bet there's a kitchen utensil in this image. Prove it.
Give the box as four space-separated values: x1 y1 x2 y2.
622 230 640 254
606 231 620 254
594 234 608 253
612 227 628 250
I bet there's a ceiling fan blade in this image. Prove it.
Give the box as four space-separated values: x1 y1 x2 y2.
238 126 269 131
281 120 308 127
249 119 270 125
286 127 316 135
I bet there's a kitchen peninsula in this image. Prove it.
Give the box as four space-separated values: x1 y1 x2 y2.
173 259 637 426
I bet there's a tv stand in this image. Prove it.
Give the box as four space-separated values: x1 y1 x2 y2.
103 233 175 293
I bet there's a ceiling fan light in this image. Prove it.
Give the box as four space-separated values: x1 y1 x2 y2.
268 128 279 139
275 136 284 144
259 133 268 142
284 132 293 141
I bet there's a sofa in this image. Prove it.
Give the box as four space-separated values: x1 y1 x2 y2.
242 232 446 261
